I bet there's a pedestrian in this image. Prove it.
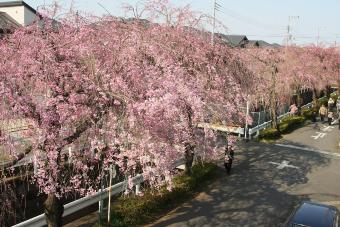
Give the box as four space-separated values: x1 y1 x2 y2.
319 104 327 123
224 146 234 174
328 97 335 109
337 99 340 114
328 110 333 126
311 111 317 123
289 103 298 115
338 113 340 130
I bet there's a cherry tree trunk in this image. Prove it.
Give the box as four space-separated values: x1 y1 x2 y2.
184 104 195 176
184 142 195 175
312 89 318 107
44 194 64 227
325 85 332 98
269 65 280 132
269 99 279 131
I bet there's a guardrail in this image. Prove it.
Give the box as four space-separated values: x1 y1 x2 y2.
197 123 244 136
13 158 186 227
247 93 336 139
248 111 292 139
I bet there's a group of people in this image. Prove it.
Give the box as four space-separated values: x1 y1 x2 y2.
312 97 340 129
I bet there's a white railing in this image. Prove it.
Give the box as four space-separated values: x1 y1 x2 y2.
13 158 185 227
248 111 292 139
247 94 333 139
197 123 244 136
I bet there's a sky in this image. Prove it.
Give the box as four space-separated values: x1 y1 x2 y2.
1 0 339 46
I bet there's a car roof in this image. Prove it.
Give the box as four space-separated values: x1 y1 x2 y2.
288 202 339 227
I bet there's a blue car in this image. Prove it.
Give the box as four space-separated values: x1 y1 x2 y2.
284 201 339 227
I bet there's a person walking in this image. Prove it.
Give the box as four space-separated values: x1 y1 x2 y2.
328 110 333 126
311 111 317 123
319 105 327 123
328 97 335 109
290 103 298 115
224 146 234 174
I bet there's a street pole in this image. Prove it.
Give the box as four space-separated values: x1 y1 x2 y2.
211 0 217 45
286 16 299 48
33 155 37 175
68 147 72 164
107 164 113 224
245 100 250 139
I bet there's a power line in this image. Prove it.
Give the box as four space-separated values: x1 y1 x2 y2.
218 6 286 32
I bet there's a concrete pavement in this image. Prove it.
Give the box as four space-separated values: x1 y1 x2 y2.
149 123 340 227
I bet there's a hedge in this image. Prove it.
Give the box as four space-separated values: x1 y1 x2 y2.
99 163 219 227
259 115 306 141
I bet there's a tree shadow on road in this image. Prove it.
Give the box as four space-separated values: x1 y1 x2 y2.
152 140 331 227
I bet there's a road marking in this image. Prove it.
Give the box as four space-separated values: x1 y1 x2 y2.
321 125 334 132
275 144 340 157
268 160 299 169
311 132 326 140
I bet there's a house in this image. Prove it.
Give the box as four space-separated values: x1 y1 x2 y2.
0 1 37 26
216 34 249 47
214 33 281 48
247 40 281 48
0 11 20 35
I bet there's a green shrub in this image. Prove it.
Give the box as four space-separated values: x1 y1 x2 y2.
259 115 306 141
279 116 305 134
103 163 218 227
330 93 338 101
318 97 328 107
302 108 318 120
259 128 281 140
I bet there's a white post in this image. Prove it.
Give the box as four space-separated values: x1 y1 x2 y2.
68 147 72 164
211 0 216 45
256 111 261 138
33 155 37 175
107 165 113 224
135 183 140 195
245 100 250 139
98 181 104 220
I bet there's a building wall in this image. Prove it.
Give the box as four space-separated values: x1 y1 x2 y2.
0 5 36 26
24 7 36 25
0 6 25 25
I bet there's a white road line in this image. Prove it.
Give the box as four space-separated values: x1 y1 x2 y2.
275 144 340 157
322 126 334 132
268 160 299 169
311 132 326 140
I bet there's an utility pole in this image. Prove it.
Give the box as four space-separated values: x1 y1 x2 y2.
286 16 299 48
211 0 221 45
316 27 326 46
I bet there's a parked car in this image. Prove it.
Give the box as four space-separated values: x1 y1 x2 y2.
284 201 339 227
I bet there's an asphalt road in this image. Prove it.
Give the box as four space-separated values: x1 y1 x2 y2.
150 123 340 227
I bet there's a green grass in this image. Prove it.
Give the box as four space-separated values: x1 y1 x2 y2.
99 163 219 227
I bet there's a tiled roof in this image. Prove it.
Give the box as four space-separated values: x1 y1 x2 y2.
216 34 249 47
